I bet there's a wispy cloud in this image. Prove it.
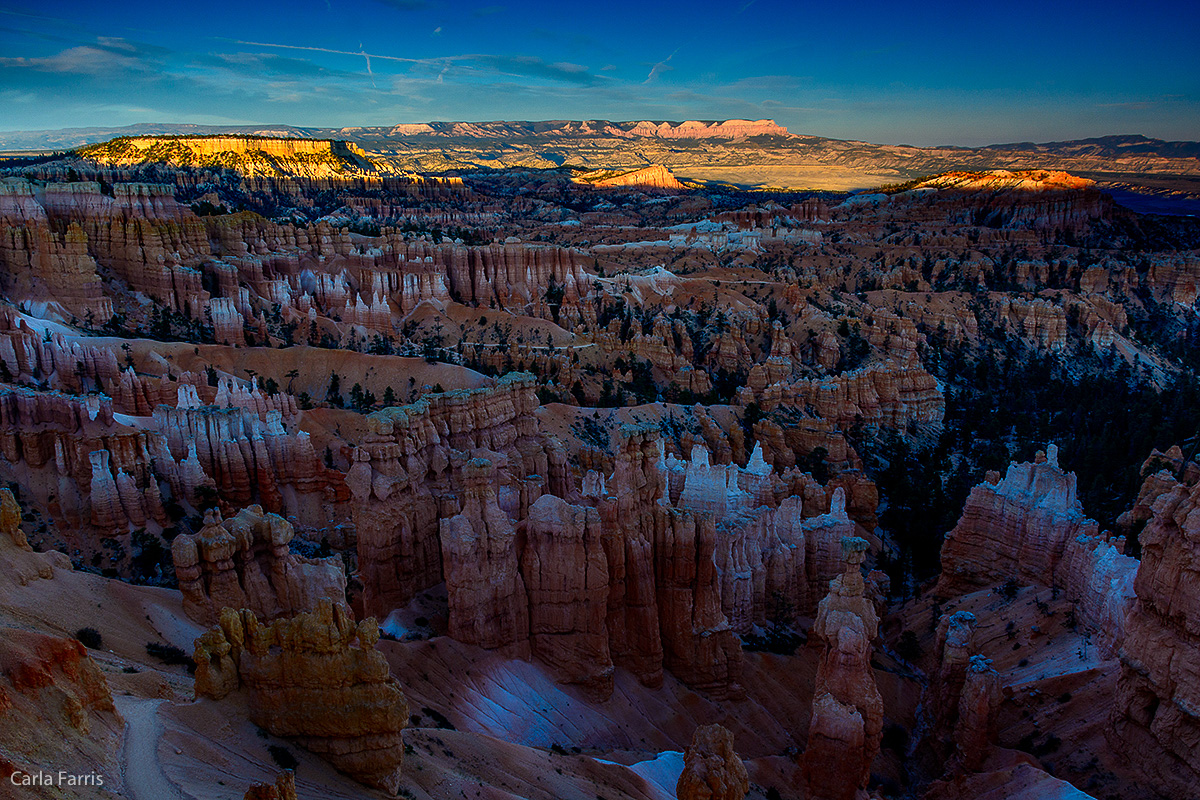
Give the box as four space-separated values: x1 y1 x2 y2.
0 44 150 74
644 48 677 84
227 39 603 86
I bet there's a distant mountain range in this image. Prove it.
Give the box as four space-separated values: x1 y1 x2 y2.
0 119 792 151
1 121 1197 194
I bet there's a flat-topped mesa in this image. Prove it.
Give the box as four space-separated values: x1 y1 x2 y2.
803 536 883 800
892 170 1110 231
78 135 379 178
937 445 1137 654
675 723 750 800
172 505 347 626
1110 472 1200 797
194 600 409 795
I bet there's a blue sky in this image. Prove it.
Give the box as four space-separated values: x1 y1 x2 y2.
1 0 1197 146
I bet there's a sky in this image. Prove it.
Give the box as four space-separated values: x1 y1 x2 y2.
1 0 1197 147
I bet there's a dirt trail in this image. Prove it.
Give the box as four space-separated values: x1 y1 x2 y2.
115 696 186 800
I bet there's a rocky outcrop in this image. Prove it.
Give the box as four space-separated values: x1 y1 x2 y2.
1116 446 1200 536
906 170 1109 231
745 358 944 429
79 136 378 178
652 503 745 698
194 601 409 794
937 446 1137 654
915 170 1096 193
172 506 347 626
590 427 744 698
0 629 119 769
803 536 882 800
153 403 333 525
0 487 72 585
675 723 749 800
955 655 1000 772
1110 471 1200 798
0 193 114 323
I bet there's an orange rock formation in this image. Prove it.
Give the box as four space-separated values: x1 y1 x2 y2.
194 600 409 794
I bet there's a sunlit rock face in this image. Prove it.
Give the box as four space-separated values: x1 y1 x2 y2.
577 164 686 190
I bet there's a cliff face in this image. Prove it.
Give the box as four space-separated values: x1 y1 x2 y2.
521 493 613 698
194 601 409 794
1110 472 1200 797
742 358 945 429
625 119 790 139
439 458 531 658
0 629 121 789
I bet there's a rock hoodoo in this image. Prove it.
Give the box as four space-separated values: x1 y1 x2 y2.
802 536 882 800
172 505 347 625
193 600 409 795
675 723 750 800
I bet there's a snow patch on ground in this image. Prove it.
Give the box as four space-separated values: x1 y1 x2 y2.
627 751 685 800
